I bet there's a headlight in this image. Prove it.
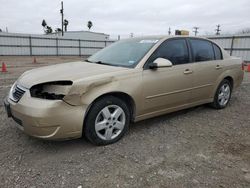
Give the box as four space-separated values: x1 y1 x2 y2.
30 81 73 100
9 82 16 96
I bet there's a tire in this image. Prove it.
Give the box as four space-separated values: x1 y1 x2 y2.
210 79 232 109
84 96 130 145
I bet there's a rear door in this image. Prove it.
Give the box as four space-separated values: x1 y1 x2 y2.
142 38 194 115
188 39 224 102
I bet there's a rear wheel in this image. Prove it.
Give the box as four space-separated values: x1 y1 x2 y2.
210 79 232 109
84 96 130 145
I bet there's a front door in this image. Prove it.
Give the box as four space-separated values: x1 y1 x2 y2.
142 38 194 115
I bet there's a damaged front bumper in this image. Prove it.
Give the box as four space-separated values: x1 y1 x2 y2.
4 91 87 140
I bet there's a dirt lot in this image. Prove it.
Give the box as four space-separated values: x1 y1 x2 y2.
0 56 250 188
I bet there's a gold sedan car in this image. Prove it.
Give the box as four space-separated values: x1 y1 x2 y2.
4 36 244 145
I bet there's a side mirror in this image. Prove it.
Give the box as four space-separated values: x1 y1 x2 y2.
149 58 173 69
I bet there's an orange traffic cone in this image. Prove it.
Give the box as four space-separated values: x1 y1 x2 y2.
33 57 37 64
1 62 7 72
246 64 250 72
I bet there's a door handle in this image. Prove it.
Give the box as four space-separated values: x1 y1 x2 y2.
215 65 222 70
183 69 193 74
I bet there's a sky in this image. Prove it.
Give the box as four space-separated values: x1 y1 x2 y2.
0 0 250 39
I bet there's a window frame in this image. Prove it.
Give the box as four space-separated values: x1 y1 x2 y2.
187 38 223 63
143 37 192 69
212 43 223 60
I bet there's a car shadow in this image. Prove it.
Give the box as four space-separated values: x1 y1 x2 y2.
25 104 211 151
130 104 209 132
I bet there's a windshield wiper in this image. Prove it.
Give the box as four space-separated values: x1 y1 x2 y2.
85 59 119 67
85 59 92 63
85 59 106 64
95 61 109 65
94 61 118 66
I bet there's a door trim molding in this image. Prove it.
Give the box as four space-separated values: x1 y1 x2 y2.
135 98 213 122
146 83 213 99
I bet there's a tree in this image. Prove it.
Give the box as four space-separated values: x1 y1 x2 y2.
41 19 53 34
63 19 69 32
87 21 93 30
41 19 47 33
55 28 62 33
45 26 53 34
42 19 47 28
237 28 250 34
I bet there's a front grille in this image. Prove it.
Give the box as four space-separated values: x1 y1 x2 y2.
12 85 25 102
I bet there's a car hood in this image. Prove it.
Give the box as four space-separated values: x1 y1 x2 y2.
17 61 129 88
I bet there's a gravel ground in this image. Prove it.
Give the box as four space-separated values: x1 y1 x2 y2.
0 57 250 188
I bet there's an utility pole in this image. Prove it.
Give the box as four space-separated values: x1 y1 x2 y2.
215 24 221 35
168 27 171 35
193 27 199 36
60 1 64 36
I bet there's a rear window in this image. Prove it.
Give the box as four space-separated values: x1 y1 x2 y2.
190 39 214 62
213 44 222 60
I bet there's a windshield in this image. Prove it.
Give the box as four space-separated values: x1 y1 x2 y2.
87 39 159 67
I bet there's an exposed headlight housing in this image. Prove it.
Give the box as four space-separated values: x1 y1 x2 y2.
30 81 73 100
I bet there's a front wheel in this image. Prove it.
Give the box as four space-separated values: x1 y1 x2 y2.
84 96 130 145
210 79 232 109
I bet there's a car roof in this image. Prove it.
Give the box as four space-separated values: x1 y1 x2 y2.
125 35 210 41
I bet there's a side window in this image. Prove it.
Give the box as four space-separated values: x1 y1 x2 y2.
213 44 222 60
190 39 214 62
147 39 189 66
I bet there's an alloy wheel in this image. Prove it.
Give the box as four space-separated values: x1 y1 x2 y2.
218 83 231 106
95 105 126 140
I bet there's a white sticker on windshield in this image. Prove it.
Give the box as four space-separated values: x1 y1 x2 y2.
128 60 135 64
139 40 159 44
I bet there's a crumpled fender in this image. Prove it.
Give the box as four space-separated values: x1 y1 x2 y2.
63 76 117 105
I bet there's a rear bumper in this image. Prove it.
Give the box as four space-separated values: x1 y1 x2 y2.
4 93 87 140
236 70 244 88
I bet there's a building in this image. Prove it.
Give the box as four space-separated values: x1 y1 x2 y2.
50 30 110 41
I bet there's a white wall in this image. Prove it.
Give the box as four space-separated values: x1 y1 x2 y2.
0 32 114 56
51 31 109 41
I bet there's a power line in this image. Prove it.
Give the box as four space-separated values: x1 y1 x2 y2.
215 24 221 35
193 27 199 36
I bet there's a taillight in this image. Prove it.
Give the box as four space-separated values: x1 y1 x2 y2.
242 61 245 70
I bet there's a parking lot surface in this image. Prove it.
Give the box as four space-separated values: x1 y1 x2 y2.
0 56 250 188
